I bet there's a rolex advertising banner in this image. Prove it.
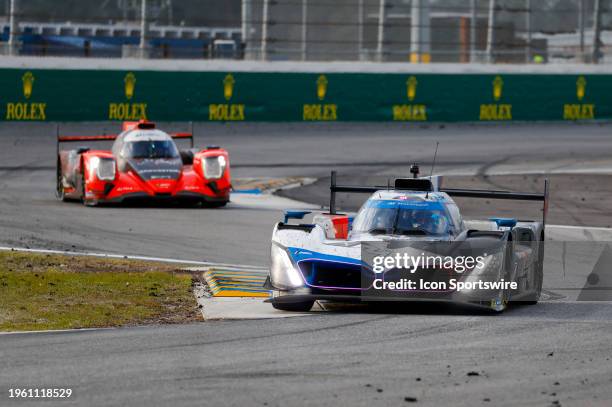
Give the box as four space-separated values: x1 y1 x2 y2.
0 68 609 122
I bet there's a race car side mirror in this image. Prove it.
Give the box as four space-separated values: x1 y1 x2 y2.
490 217 517 230
284 210 311 224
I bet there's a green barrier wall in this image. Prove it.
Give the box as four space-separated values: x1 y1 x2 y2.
0 68 608 122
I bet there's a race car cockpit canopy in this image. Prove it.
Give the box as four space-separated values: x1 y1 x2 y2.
112 130 183 180
352 195 452 237
113 130 177 158
119 131 180 160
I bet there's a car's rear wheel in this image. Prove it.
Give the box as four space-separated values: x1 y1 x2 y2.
524 243 544 305
272 300 314 312
56 157 67 201
56 173 67 201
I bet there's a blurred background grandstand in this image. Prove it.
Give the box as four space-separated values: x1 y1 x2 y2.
0 0 611 63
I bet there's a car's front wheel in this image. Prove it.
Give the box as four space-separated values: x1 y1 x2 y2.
489 289 509 313
272 300 314 312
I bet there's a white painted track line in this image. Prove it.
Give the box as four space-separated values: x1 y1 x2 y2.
0 246 266 271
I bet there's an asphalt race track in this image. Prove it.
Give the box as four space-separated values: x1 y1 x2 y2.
3 305 612 407
1 122 612 406
1 122 611 264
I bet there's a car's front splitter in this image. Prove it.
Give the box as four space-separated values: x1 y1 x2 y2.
84 190 229 206
267 287 512 310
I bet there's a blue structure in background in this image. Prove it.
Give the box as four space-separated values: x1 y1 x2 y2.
1 25 241 59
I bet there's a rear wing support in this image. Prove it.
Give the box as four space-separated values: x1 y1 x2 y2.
329 171 549 232
329 171 382 215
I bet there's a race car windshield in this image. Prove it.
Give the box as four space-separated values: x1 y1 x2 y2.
352 203 450 236
125 140 179 159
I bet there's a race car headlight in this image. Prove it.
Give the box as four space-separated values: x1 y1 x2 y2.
89 157 116 181
270 244 304 289
202 155 226 180
88 157 100 180
96 158 116 181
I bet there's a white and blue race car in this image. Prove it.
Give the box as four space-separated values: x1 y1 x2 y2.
266 171 549 313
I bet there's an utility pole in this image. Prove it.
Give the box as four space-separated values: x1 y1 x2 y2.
166 0 173 25
358 0 364 60
410 0 421 63
120 0 128 24
526 0 532 63
242 0 247 46
592 0 602 64
261 0 270 60
242 0 250 57
579 0 585 62
485 0 496 63
301 0 308 61
8 0 18 55
139 0 148 56
410 0 431 63
470 0 477 62
376 0 386 62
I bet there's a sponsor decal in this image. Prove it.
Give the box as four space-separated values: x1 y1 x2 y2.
479 76 512 121
303 75 337 121
209 74 245 121
563 76 595 120
393 76 427 121
125 72 136 100
5 72 47 121
108 72 148 120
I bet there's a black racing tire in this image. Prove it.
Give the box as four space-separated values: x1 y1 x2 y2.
488 288 509 313
272 300 315 312
524 255 544 305
57 172 67 201
489 240 513 313
524 244 544 305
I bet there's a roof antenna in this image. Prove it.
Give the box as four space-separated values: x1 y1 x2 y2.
426 141 439 199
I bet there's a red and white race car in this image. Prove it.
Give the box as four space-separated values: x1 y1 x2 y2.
56 121 231 207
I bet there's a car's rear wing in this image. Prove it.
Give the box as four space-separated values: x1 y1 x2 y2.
56 121 194 152
328 170 549 232
57 133 193 144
